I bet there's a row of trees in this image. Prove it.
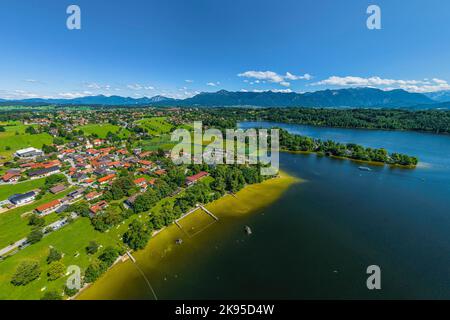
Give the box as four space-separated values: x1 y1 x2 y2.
123 164 271 251
279 129 418 166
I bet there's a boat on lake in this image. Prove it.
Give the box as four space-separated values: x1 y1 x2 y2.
358 166 372 172
244 226 252 235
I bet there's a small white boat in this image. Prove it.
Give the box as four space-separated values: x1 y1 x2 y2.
244 226 252 235
358 166 372 172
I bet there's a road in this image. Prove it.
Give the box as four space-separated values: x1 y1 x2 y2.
0 212 78 258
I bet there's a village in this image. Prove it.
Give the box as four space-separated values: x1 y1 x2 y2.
0 109 268 300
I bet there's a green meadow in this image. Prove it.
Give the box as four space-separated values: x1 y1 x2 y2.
0 186 189 299
76 123 131 139
136 117 173 135
0 178 46 201
0 187 76 249
0 123 53 160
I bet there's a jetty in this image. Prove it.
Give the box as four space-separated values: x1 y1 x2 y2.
126 251 136 263
199 205 219 221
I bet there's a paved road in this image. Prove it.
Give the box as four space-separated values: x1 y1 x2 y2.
0 238 27 257
0 212 78 258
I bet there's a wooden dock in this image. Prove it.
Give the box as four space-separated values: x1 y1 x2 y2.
126 251 136 263
199 205 219 221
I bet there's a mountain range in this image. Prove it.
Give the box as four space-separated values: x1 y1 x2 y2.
1 87 450 108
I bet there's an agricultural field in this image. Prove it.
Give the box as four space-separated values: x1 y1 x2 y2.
76 123 131 139
136 117 173 135
0 123 53 160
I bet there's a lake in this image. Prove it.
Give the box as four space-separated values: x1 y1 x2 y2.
80 122 450 299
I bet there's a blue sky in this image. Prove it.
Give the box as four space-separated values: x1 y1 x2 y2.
1 0 450 99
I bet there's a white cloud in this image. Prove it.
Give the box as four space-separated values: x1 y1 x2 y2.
185 79 194 83
86 83 112 90
238 70 312 88
58 91 94 99
313 76 450 92
127 84 143 90
206 82 220 87
271 88 293 93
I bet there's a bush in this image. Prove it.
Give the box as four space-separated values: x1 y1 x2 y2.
28 214 45 227
27 228 44 244
41 290 62 300
64 285 79 297
85 241 99 255
47 247 62 264
47 261 65 281
11 261 41 286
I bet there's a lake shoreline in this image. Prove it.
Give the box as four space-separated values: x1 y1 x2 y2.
75 170 300 300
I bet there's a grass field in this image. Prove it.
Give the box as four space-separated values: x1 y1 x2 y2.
140 134 177 151
0 217 121 300
136 117 173 135
0 178 47 201
0 123 53 160
0 185 190 299
76 124 131 139
0 187 76 249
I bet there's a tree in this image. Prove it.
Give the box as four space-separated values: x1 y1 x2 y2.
41 290 62 300
45 174 67 188
42 144 57 154
98 246 119 267
47 247 62 264
84 260 106 283
68 202 90 217
28 214 45 227
64 285 79 297
11 261 41 286
86 241 99 255
53 137 64 145
27 228 43 244
47 261 65 281
123 219 151 250
25 126 37 134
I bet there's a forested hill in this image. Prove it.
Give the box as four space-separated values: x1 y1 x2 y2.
182 108 450 134
0 87 439 108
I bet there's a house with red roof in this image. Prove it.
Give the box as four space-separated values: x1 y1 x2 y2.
90 200 108 214
154 169 167 176
138 160 154 168
35 199 61 215
186 171 209 186
93 139 104 147
85 191 103 201
2 171 21 183
134 177 147 187
97 174 116 185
